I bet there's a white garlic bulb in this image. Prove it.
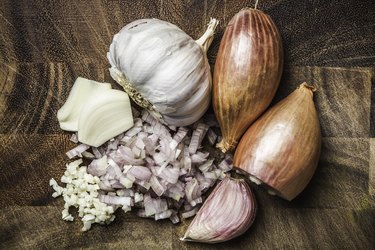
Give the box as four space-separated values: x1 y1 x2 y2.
107 18 218 126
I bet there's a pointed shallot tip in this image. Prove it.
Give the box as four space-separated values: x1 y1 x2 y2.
299 82 317 92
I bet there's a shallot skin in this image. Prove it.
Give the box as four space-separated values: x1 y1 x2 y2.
213 8 283 153
234 83 321 201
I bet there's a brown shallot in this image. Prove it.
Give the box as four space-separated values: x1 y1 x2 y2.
213 8 283 153
234 83 321 201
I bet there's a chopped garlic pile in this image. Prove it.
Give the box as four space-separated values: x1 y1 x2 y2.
50 159 115 231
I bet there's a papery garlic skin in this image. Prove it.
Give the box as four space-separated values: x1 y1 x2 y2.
57 77 112 131
181 176 257 243
234 83 321 201
108 18 218 126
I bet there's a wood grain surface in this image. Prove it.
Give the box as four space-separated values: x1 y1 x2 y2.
1 0 374 249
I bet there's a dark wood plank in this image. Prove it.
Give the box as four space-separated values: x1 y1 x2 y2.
1 205 373 249
172 207 375 249
0 1 102 64
0 63 106 134
265 0 375 67
0 205 173 249
1 0 374 67
371 72 375 137
0 135 71 207
276 67 372 138
370 139 375 196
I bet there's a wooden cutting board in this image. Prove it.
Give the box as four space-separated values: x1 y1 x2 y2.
1 0 374 249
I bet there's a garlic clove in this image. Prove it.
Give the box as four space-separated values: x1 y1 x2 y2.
234 83 321 201
57 77 112 131
181 176 257 243
77 89 134 147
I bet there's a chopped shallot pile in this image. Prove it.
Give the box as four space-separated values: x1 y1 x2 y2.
50 109 233 231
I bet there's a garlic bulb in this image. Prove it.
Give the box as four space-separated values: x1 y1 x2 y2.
234 83 321 201
181 176 257 243
107 18 219 126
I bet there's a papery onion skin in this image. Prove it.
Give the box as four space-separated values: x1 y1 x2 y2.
181 176 257 243
213 8 283 153
233 83 321 201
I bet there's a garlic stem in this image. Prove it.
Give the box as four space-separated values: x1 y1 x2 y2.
195 18 219 53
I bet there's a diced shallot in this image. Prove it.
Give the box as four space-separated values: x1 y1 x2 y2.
144 194 168 216
185 179 201 205
198 159 214 172
155 209 173 221
150 175 166 196
66 144 90 159
87 155 108 177
170 212 180 224
157 166 180 184
188 123 209 154
206 128 217 146
182 207 198 219
54 108 231 231
70 133 79 143
218 154 233 172
99 195 132 207
126 165 152 181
